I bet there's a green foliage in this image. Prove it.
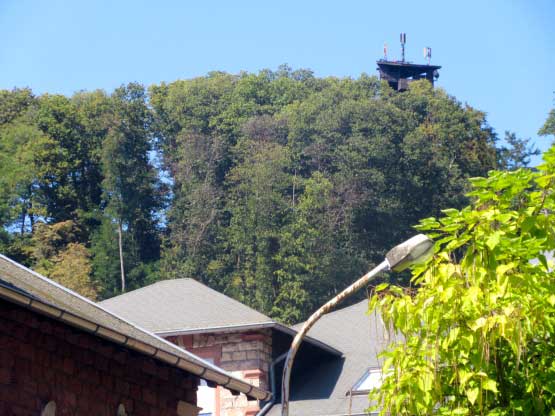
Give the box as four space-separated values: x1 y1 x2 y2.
497 131 540 170
0 88 35 125
0 85 162 298
34 93 105 221
272 172 353 323
48 242 98 300
539 107 555 138
0 120 44 231
89 218 122 298
156 74 499 321
369 145 555 415
95 83 162 293
0 71 512 315
224 140 292 312
30 220 99 299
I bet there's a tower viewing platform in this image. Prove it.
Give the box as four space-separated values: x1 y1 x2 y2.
377 33 441 91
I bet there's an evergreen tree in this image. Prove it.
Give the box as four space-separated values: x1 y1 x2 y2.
497 131 540 170
539 106 555 138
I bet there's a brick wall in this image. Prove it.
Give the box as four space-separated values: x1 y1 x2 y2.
0 298 198 416
168 330 272 416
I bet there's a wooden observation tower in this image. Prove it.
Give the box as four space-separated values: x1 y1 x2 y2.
377 33 441 91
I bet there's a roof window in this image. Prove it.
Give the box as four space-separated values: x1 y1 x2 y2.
350 367 384 395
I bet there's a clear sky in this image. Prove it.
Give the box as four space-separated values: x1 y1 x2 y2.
1 0 553 163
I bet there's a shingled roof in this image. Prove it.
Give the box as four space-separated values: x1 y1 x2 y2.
100 279 271 334
100 279 341 355
0 255 271 401
268 300 389 416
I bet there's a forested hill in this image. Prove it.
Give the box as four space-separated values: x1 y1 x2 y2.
0 67 537 323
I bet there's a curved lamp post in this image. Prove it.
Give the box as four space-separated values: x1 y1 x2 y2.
280 234 434 416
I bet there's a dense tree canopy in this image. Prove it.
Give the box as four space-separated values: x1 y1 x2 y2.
0 69 541 322
0 84 161 298
152 71 500 322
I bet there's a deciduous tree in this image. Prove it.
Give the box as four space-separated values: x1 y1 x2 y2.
96 83 161 293
369 144 555 415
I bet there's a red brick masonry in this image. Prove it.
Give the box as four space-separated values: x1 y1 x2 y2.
0 298 198 416
169 330 271 416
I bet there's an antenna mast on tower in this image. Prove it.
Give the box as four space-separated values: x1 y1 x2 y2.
424 47 432 65
400 33 406 62
376 33 441 91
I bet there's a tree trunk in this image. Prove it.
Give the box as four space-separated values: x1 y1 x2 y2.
292 168 297 208
28 196 34 231
20 206 26 235
117 220 126 292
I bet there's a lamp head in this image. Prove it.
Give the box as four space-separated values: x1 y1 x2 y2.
386 234 434 272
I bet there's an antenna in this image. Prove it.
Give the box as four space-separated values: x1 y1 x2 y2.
400 33 406 62
384 42 388 60
423 47 432 65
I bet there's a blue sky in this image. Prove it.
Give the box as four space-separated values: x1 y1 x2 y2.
1 0 554 163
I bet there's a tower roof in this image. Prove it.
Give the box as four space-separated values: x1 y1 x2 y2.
376 59 441 91
377 60 441 71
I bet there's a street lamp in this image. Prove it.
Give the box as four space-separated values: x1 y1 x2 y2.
280 234 434 416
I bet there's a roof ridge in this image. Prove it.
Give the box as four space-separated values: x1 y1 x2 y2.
96 277 189 303
100 277 194 303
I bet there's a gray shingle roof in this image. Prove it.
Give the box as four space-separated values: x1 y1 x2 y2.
0 255 271 401
100 278 342 356
268 300 390 416
100 278 272 333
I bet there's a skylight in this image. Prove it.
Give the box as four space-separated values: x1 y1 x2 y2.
351 367 383 394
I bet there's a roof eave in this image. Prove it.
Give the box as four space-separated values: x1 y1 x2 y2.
0 256 271 402
155 321 277 337
376 60 442 70
155 322 343 357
